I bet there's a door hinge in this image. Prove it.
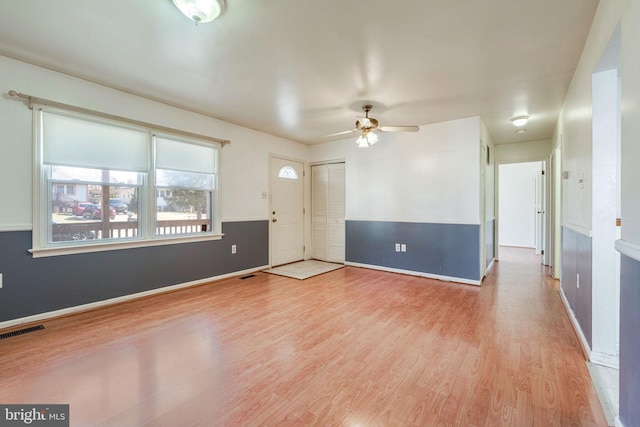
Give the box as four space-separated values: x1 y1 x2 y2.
303 208 305 214
303 245 306 252
541 170 545 175
541 250 545 255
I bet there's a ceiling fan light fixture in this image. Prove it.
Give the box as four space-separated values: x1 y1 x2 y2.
356 135 370 148
356 131 379 147
171 0 224 23
511 115 529 127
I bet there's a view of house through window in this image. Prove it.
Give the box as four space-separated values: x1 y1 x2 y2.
50 166 142 242
38 107 219 249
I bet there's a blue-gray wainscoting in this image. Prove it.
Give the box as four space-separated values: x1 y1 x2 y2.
486 219 495 270
620 254 640 427
0 220 268 323
561 226 593 348
345 220 480 282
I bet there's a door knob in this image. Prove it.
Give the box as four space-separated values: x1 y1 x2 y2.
272 218 277 222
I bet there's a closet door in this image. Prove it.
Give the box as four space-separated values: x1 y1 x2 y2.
326 163 345 263
311 163 345 263
311 165 328 260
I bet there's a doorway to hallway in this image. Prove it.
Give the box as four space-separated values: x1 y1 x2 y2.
497 161 546 266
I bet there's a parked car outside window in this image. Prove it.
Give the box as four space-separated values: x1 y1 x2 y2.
82 204 116 220
82 204 99 218
109 198 128 214
93 207 117 220
73 202 94 216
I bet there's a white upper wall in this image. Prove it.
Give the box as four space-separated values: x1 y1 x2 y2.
553 0 628 234
621 1 640 244
494 139 551 165
481 120 495 221
0 55 308 230
311 116 482 224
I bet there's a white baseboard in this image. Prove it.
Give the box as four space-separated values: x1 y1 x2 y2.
345 262 481 286
615 415 625 427
0 265 269 331
498 244 536 249
559 287 592 360
591 351 620 369
485 258 495 276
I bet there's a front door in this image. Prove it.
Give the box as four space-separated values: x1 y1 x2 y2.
270 156 304 266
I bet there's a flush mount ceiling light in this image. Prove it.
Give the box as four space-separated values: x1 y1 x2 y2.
510 115 529 127
171 0 225 23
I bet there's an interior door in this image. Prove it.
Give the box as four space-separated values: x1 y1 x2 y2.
326 163 345 262
534 167 545 255
311 165 328 260
311 163 345 263
270 156 304 266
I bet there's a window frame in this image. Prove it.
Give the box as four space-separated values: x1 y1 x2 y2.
31 105 223 258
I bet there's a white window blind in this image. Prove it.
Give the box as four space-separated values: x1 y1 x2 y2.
42 109 149 172
155 136 217 174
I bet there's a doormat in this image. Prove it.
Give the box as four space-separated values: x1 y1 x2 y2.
263 260 344 280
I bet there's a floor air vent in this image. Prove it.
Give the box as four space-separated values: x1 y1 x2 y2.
240 274 256 280
0 325 45 340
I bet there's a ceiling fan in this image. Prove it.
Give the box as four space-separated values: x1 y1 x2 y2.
326 104 420 147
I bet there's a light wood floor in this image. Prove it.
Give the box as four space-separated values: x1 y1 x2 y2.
0 247 607 426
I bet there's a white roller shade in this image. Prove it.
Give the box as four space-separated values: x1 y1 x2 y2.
42 109 149 172
155 136 217 174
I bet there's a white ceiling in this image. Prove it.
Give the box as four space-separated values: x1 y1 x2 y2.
0 0 599 145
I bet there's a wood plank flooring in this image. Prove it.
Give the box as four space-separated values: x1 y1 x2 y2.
0 247 607 426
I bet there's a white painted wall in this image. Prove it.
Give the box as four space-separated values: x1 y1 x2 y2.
592 66 621 365
481 120 495 274
494 139 551 164
0 56 309 230
621 1 640 246
553 146 562 278
482 122 495 222
553 2 628 235
310 116 481 224
498 162 540 248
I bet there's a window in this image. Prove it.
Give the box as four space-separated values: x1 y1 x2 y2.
154 135 217 235
33 106 221 255
278 165 299 180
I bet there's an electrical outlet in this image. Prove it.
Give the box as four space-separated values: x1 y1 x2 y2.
395 243 400 252
0 273 2 288
232 244 237 254
401 244 406 252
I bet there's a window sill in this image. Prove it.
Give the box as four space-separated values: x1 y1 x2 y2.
29 233 224 258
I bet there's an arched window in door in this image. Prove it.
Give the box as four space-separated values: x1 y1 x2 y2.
278 165 299 180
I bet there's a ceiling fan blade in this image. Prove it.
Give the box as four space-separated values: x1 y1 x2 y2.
379 125 420 132
324 129 357 137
